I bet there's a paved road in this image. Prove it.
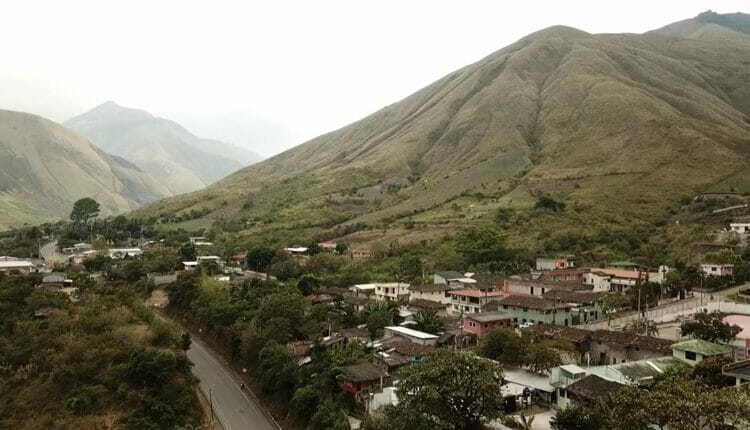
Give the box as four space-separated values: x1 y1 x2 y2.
188 337 276 430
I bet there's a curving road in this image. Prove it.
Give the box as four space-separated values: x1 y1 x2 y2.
187 336 277 430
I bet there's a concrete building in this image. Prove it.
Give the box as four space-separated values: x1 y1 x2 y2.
374 283 410 302
449 289 506 315
409 284 452 304
433 271 476 288
494 295 573 326
730 223 750 234
462 311 514 338
504 279 574 297
671 339 732 366
700 263 734 277
0 259 36 273
383 326 438 346
536 257 575 271
590 330 674 365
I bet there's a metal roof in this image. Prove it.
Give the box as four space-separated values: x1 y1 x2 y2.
671 339 732 356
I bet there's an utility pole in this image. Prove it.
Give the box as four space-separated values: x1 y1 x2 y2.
209 387 214 424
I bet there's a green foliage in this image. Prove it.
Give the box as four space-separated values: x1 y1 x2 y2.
246 246 276 271
476 328 526 366
268 258 302 281
456 225 508 267
70 197 100 225
551 403 605 430
391 350 505 430
290 387 319 422
680 311 742 344
623 318 657 337
534 195 566 212
693 355 735 388
413 309 443 334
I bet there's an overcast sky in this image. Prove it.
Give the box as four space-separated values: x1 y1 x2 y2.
0 0 746 157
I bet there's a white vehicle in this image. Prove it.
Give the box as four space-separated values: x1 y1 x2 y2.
518 322 534 329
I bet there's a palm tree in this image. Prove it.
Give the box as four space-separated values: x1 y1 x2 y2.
364 301 399 324
413 309 443 334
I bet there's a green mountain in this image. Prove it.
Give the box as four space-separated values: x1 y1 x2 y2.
138 12 750 254
66 101 262 194
0 109 172 228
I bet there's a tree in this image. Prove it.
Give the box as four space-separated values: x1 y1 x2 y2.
693 355 734 387
366 311 390 339
290 387 319 423
624 318 657 337
680 311 741 344
335 243 349 255
413 309 443 334
393 350 505 430
476 327 526 366
524 340 564 374
551 403 604 430
598 294 629 325
180 332 191 351
246 246 276 272
70 197 100 225
297 274 321 296
534 195 566 212
456 226 508 267
268 258 301 281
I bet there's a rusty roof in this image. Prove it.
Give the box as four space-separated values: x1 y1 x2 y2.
498 295 571 310
592 330 675 352
522 323 592 343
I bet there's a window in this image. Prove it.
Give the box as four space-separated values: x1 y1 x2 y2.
685 351 697 361
522 308 528 312
484 323 489 328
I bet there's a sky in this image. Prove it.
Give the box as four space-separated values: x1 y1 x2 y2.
0 0 747 157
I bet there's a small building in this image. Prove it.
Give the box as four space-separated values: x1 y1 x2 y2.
494 295 573 326
730 223 750 234
587 356 687 386
343 295 371 313
409 283 452 304
283 247 308 255
350 283 377 296
591 330 675 365
722 359 750 387
582 267 666 293
189 236 206 245
671 339 732 366
0 260 36 273
409 298 449 316
374 340 435 373
522 324 593 359
384 326 438 346
318 241 338 251
463 311 514 338
108 248 143 259
374 283 410 303
557 374 623 409
433 271 476 288
536 257 575 271
450 288 507 315
541 268 587 283
700 263 734 277
182 261 199 270
542 290 602 325
504 279 574 297
337 362 386 397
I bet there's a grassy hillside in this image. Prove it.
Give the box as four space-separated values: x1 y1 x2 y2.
0 109 172 229
136 13 750 257
66 101 263 194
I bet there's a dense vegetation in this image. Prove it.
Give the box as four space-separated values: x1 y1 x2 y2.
0 273 200 429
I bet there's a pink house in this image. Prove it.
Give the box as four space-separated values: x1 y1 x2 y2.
463 311 514 338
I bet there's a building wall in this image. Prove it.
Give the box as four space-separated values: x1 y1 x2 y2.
497 304 571 326
410 289 451 304
590 343 670 365
582 273 610 293
463 317 513 338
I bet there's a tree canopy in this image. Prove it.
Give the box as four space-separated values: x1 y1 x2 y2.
69 197 100 225
680 311 741 344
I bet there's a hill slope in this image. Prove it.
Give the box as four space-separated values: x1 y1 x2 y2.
138 13 750 254
0 109 171 228
66 102 262 194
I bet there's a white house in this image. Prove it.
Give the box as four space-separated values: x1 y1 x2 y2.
374 283 410 302
408 284 452 304
730 223 750 234
108 248 143 259
700 263 734 277
0 259 36 273
350 283 377 296
582 266 669 293
433 271 476 288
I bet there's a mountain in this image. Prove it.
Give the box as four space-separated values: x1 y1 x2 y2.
65 102 263 194
138 12 750 255
0 109 172 228
650 10 750 42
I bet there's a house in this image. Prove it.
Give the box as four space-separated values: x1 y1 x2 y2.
189 236 206 245
590 330 675 365
374 283 410 302
350 283 377 296
339 327 371 344
587 356 687 386
318 241 338 251
730 222 750 234
384 326 438 346
0 259 36 273
449 289 507 315
671 339 732 366
582 267 667 293
541 290 602 324
522 324 593 359
550 364 587 408
408 298 450 316
608 261 640 270
182 261 199 270
343 295 371 312
536 257 575 271
39 273 73 289
700 263 734 277
433 271 476 288
337 362 387 397
283 247 308 255
722 359 750 387
366 386 399 416
374 340 435 373
286 340 313 358
541 268 587 283
108 248 143 259
409 283 452 304
462 311 514 338
493 295 573 326
556 374 623 409
503 279 576 297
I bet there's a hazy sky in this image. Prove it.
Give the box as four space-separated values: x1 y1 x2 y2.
0 0 746 157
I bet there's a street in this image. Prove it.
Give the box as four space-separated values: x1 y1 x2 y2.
187 336 277 430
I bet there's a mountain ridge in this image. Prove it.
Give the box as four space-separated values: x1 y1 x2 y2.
0 109 171 228
66 101 263 194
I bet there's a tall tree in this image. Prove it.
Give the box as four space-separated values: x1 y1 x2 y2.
476 327 526 366
69 197 100 225
413 309 443 334
392 350 505 430
680 311 741 344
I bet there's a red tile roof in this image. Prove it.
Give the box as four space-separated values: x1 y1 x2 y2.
451 289 507 298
